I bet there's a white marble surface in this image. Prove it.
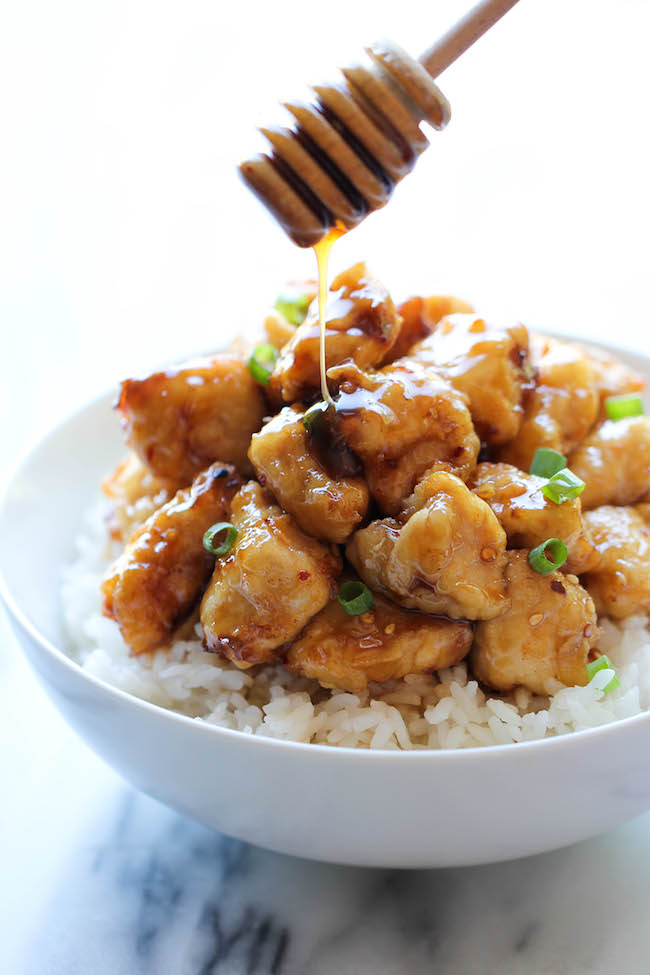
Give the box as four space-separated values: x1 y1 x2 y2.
3 0 650 971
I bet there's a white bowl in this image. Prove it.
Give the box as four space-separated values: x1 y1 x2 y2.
2 336 650 869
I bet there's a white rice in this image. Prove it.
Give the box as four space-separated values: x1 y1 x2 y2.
61 503 650 751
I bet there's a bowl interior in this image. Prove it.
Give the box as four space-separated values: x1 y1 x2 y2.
0 394 123 645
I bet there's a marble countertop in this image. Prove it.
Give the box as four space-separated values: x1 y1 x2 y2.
4 606 650 975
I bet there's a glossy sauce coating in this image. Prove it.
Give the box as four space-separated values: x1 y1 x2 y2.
118 355 266 488
200 482 341 667
347 471 509 620
471 551 599 695
102 463 241 655
581 506 650 619
569 417 650 510
287 590 472 693
248 405 369 543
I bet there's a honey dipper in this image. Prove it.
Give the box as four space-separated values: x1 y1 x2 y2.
239 0 521 247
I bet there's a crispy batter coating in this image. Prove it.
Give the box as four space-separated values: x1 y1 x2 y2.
499 335 599 471
330 360 480 515
411 314 531 445
471 551 599 694
200 482 341 668
117 355 267 488
269 263 401 403
287 591 472 693
586 345 645 408
386 294 474 362
568 417 650 510
347 471 509 620
102 463 241 655
469 462 599 573
248 405 369 543
102 453 172 543
581 506 650 619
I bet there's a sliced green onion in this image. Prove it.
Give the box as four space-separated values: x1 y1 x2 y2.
337 581 374 616
528 538 568 574
274 292 312 327
302 400 330 433
586 654 621 694
247 344 279 386
203 522 237 556
530 447 567 479
604 393 644 421
542 468 586 504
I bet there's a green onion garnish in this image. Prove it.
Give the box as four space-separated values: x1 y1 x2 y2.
586 654 621 694
530 448 567 479
274 293 311 327
542 468 586 504
337 581 375 616
203 522 237 557
604 394 644 421
528 538 568 575
247 344 279 386
302 401 330 433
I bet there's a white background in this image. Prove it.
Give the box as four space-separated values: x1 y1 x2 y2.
1 0 649 476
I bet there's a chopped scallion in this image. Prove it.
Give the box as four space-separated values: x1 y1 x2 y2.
542 468 586 504
337 581 374 616
247 344 279 386
604 394 644 421
274 292 312 327
530 447 567 479
302 401 330 433
586 654 621 694
203 522 237 557
528 538 568 575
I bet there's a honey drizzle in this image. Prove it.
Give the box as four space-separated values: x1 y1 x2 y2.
313 225 345 406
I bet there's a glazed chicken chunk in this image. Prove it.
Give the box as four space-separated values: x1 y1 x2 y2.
347 471 509 620
248 405 369 543
581 507 650 619
287 590 472 693
269 263 402 403
568 417 650 510
102 453 171 543
118 355 267 489
200 482 341 668
102 463 241 655
386 294 474 362
264 278 318 350
499 335 600 471
411 314 531 445
469 462 599 574
329 360 480 515
586 346 645 409
471 551 600 694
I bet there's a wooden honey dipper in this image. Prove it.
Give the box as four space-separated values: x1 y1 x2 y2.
239 0 522 247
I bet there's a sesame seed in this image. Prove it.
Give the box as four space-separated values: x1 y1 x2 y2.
360 612 374 625
584 624 595 638
481 547 496 562
529 613 544 626
384 623 396 635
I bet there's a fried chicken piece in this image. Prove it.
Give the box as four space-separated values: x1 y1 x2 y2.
385 294 474 362
117 355 267 489
581 506 650 619
586 345 645 408
102 453 172 543
471 551 599 694
329 360 479 515
347 471 509 620
102 463 241 655
248 405 369 543
411 314 531 444
499 335 599 471
200 482 341 668
469 462 599 573
269 263 401 403
568 417 650 510
286 591 472 693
